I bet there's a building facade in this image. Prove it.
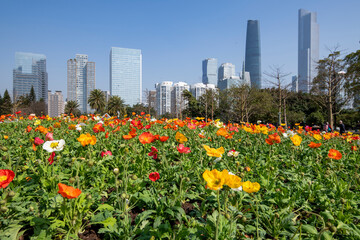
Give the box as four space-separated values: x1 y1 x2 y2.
190 83 216 100
155 81 173 116
171 82 190 117
245 20 261 88
202 58 218 86
48 90 65 117
291 76 299 92
67 54 95 113
218 63 236 83
298 9 319 93
13 52 48 103
110 47 142 106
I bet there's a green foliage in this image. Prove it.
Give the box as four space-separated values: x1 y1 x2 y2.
64 100 80 116
1 89 12 114
107 95 126 116
88 89 106 114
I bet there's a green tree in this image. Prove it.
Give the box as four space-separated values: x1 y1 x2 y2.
65 100 80 116
29 86 36 103
344 49 360 108
182 90 203 118
107 96 126 116
1 90 12 114
88 89 106 114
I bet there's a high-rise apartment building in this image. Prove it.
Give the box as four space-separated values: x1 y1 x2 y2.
202 58 218 86
171 82 189 117
245 20 261 88
110 47 142 106
48 90 65 117
298 9 319 93
190 83 216 100
155 81 173 116
67 54 95 113
13 52 48 103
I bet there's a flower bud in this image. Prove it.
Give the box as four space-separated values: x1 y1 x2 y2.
88 160 94 167
7 191 15 198
69 177 76 183
131 175 137 180
113 168 120 175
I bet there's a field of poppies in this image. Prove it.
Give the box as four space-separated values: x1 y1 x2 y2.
0 112 359 240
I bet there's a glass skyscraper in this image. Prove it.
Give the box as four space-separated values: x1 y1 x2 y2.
110 47 142 106
13 52 48 103
245 20 261 89
67 54 95 113
202 58 218 86
298 9 319 93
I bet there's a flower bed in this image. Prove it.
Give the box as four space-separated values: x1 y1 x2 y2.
0 113 359 239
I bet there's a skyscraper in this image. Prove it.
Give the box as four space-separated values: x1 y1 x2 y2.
13 52 48 103
245 20 261 88
67 54 95 113
171 82 189 117
202 58 218 86
298 9 319 93
155 81 173 116
110 47 142 106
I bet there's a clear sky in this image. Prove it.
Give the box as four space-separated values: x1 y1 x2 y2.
0 0 359 100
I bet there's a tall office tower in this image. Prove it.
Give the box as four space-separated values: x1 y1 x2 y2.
218 63 236 82
190 83 216 100
291 76 299 92
171 82 189 117
202 58 218 86
155 81 173 116
13 52 48 103
48 90 65 117
298 9 319 93
245 20 261 88
110 47 142 106
67 54 95 113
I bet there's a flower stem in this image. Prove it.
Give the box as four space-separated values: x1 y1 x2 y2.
215 190 221 240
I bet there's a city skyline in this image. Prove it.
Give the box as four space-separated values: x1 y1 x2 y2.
1 1 359 99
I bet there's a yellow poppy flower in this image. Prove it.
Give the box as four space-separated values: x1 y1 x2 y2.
225 174 242 189
175 132 188 143
313 134 322 140
290 134 302 146
203 145 225 158
202 169 228 190
242 181 261 193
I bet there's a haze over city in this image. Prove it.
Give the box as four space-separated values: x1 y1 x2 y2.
1 0 359 99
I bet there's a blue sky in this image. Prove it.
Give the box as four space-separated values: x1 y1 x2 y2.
0 0 359 100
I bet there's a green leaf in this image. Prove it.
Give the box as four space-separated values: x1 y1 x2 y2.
0 224 23 240
99 217 117 228
95 203 114 212
302 224 318 235
321 211 334 221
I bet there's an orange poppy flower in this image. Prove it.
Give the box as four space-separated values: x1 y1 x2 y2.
159 136 169 142
77 133 97 147
58 183 81 199
122 134 133 140
308 142 322 148
328 149 342 160
138 132 156 144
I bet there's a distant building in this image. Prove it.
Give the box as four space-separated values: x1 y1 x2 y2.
48 90 64 117
67 54 95 113
155 81 173 116
291 76 298 92
110 47 142 106
202 58 218 86
171 82 189 117
218 63 235 83
218 76 242 91
298 9 319 93
13 52 48 103
190 83 216 100
147 90 156 110
102 90 111 102
245 20 261 88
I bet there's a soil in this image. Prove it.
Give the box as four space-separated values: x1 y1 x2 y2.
78 225 102 240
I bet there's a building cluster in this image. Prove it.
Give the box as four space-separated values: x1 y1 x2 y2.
11 8 356 117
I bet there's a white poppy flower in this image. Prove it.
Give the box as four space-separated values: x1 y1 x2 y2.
43 139 65 153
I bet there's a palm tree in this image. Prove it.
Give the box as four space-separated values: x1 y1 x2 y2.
88 89 106 114
65 100 80 115
107 96 126 116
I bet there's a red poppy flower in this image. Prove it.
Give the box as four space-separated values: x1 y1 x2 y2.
26 125 32 132
145 125 151 129
139 132 156 144
58 183 82 199
148 147 158 159
141 112 145 115
48 152 56 165
105 132 109 139
351 145 358 151
177 144 191 154
15 111 21 114
93 123 105 133
34 137 44 146
149 172 160 182
328 149 342 160
0 169 15 189
101 150 112 157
